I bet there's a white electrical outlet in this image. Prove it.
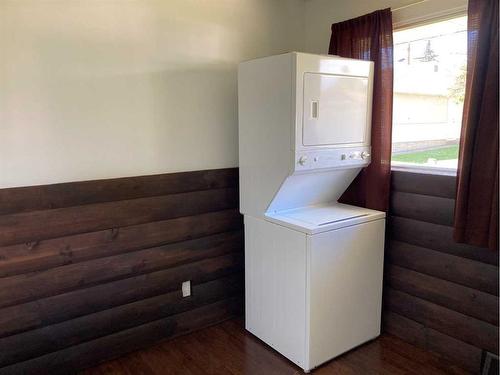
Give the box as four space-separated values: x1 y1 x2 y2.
181 280 191 297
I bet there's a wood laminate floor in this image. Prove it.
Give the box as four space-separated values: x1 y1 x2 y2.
81 318 469 375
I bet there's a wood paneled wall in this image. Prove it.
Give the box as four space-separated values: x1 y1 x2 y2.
0 168 244 374
384 171 499 374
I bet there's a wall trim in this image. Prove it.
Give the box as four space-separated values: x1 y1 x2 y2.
393 4 467 30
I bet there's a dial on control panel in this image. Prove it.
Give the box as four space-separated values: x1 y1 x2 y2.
347 151 371 160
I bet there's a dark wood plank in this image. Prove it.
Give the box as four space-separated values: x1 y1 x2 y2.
390 191 454 226
387 240 499 296
386 264 499 325
384 311 482 373
212 318 301 375
0 253 243 338
320 340 409 375
425 328 483 374
390 216 499 265
385 287 499 354
80 319 472 375
0 168 238 215
377 333 470 375
0 169 245 373
0 187 238 247
391 171 456 199
0 298 243 375
0 209 242 278
0 275 243 367
383 310 426 347
338 337 413 375
388 171 497 372
0 231 242 308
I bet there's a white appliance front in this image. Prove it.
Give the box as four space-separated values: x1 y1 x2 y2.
306 218 385 369
244 215 385 372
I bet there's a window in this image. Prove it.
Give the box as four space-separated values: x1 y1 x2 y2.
391 16 467 172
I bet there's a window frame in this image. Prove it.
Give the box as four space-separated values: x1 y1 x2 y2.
390 11 467 176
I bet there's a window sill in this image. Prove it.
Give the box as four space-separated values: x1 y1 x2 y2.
391 162 457 176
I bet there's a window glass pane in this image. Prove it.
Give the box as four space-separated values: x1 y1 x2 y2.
392 16 467 170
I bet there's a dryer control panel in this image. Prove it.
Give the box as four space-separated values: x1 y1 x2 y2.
294 146 371 172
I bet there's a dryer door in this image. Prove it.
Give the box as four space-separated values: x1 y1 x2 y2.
302 72 370 147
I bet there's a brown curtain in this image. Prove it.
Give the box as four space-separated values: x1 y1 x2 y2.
454 0 499 250
329 9 393 212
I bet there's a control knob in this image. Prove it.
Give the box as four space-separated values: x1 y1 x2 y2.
298 156 307 166
361 151 371 160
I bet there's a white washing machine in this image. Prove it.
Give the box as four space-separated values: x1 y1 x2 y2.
238 52 386 372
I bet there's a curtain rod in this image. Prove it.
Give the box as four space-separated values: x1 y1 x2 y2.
392 0 428 12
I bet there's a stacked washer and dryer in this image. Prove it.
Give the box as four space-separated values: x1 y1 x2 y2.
238 52 386 372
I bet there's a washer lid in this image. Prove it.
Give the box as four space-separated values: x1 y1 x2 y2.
265 203 385 234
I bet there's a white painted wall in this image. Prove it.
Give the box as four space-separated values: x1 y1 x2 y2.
0 0 467 188
0 0 304 188
304 0 467 55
